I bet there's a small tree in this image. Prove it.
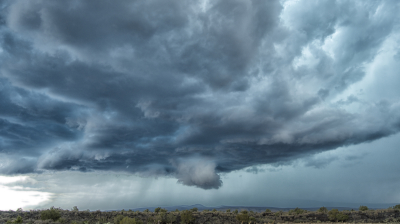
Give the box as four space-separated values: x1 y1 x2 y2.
265 209 271 213
72 206 79 212
359 205 368 211
226 209 231 213
233 209 238 214
212 208 217 212
393 204 400 210
180 210 194 224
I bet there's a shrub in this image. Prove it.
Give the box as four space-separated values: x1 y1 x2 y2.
328 209 349 222
180 210 194 224
143 209 149 213
265 209 271 213
318 206 328 213
359 205 369 211
13 216 23 224
190 207 198 212
155 212 167 223
394 204 400 210
290 207 305 215
40 207 61 221
337 213 349 222
328 209 339 221
120 217 138 224
226 209 231 213
212 209 217 212
166 213 177 223
72 206 79 212
114 215 125 224
236 211 250 223
233 209 238 214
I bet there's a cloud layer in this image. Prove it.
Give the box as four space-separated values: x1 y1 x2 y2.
0 0 400 189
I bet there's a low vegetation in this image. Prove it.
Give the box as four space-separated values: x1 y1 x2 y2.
0 204 399 224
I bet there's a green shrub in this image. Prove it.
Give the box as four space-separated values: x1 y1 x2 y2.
114 215 125 224
190 207 198 212
290 207 305 215
328 209 349 222
226 209 231 213
119 217 138 224
359 205 368 211
337 213 349 222
180 210 194 224
154 207 161 213
40 207 61 221
265 209 271 213
212 209 217 212
155 212 167 223
328 209 339 221
147 216 154 223
166 213 177 223
143 209 149 212
233 209 238 214
236 211 250 223
394 204 400 210
318 206 328 213
13 216 23 224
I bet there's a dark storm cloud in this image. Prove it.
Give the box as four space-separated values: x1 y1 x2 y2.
0 0 399 189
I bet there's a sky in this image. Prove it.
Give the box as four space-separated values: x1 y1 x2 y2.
0 0 400 211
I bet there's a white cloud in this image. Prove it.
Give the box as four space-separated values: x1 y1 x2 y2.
0 175 52 210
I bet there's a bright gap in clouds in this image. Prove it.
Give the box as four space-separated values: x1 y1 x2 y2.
0 176 52 210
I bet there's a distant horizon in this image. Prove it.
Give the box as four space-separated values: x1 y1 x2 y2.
4 202 400 212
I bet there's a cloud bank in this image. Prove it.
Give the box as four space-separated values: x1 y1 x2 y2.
0 0 400 189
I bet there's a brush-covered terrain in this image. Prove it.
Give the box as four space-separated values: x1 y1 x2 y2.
1 205 400 224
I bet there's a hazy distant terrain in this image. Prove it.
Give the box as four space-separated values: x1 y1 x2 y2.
113 202 400 212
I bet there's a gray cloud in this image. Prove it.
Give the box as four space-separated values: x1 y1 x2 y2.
0 0 400 189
